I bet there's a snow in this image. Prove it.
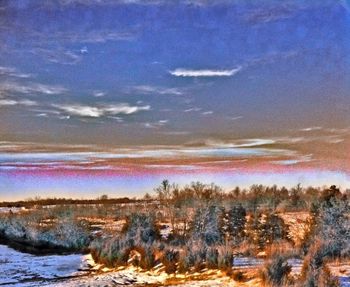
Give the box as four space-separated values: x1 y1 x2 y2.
233 257 263 269
0 244 93 286
1 244 349 287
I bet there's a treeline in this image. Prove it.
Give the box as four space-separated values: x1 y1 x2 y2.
150 180 349 212
0 196 139 208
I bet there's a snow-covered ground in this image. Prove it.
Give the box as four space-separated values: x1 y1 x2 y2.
0 244 97 286
0 244 167 287
0 244 259 287
0 244 349 287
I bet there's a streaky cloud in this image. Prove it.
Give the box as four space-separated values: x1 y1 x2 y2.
169 67 241 77
0 99 37 107
0 66 32 79
53 103 151 118
300 126 322 132
0 81 67 95
134 85 183 96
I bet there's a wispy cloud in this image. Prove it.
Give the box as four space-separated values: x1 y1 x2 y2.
169 67 241 77
0 99 37 107
143 119 169 129
227 116 243 121
92 91 106 97
133 85 183 95
183 0 232 6
272 154 313 166
300 126 322 132
29 0 235 8
159 131 190 136
0 82 67 95
31 48 82 65
184 107 202 112
60 30 135 43
53 103 150 118
202 111 213 115
0 66 32 78
243 4 299 24
0 81 67 95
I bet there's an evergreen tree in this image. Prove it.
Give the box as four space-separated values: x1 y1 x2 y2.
227 204 247 245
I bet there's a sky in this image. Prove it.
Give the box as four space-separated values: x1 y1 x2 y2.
0 0 349 200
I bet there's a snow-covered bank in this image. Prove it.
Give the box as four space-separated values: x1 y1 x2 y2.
0 244 93 286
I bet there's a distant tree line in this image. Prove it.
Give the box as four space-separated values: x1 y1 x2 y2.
0 196 139 208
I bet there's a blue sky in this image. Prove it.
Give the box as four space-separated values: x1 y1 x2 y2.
0 0 349 144
0 0 349 199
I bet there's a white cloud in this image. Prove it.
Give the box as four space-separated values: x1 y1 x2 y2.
0 99 17 106
134 85 183 95
272 154 313 166
55 105 102 117
93 91 106 97
53 103 151 118
143 119 168 129
300 126 322 132
80 46 88 54
18 99 37 106
104 104 150 115
228 116 243 121
202 111 213 115
184 107 202 112
0 99 37 107
170 67 241 77
0 81 67 95
36 113 48 117
0 66 32 78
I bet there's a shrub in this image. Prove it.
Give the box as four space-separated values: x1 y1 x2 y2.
303 265 340 287
90 237 129 266
217 246 233 271
317 265 340 287
178 249 192 273
206 247 219 269
122 213 160 244
231 270 246 282
259 255 291 286
0 212 90 251
139 245 156 270
161 249 179 274
301 241 340 287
